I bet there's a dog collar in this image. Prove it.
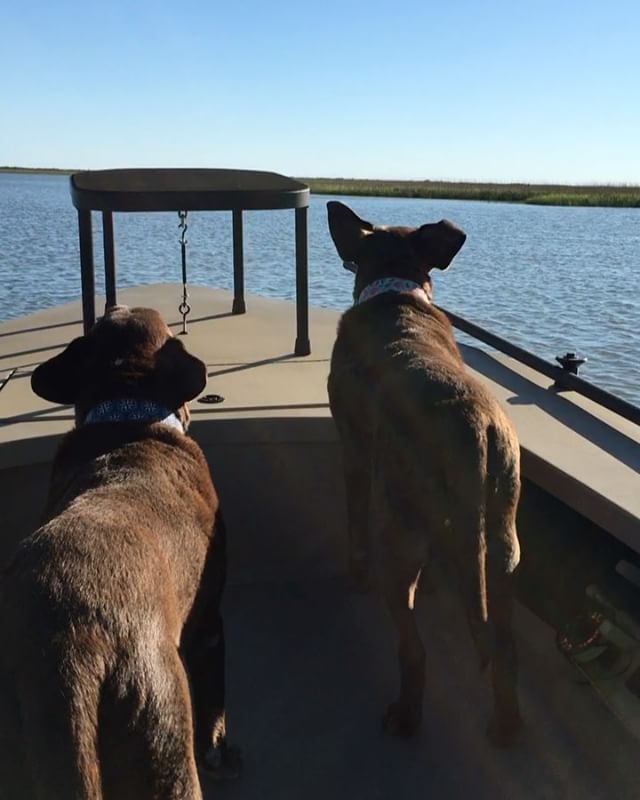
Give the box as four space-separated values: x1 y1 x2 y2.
83 399 184 433
357 277 430 305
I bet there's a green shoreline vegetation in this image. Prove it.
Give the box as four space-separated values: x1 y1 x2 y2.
302 178 640 208
2 167 639 208
1 166 75 175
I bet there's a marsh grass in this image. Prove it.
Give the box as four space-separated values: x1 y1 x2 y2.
1 166 75 175
303 178 640 208
3 169 639 208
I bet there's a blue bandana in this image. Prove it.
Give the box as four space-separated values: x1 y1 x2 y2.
83 399 184 433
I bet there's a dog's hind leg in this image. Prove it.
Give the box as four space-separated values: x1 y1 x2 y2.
183 612 241 781
484 428 522 747
449 501 521 746
485 560 521 747
484 512 521 747
340 434 373 590
101 644 203 800
371 448 428 736
379 542 427 737
144 648 204 800
329 363 373 589
181 516 241 781
17 658 104 800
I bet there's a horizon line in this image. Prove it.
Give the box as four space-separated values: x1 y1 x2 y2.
1 166 639 190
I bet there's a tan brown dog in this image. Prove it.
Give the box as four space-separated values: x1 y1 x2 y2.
0 306 239 799
327 201 522 747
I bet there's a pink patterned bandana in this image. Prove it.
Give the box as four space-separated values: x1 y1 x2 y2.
357 277 430 305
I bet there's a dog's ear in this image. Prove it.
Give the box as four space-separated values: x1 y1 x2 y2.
412 219 467 271
31 336 92 404
154 338 207 408
327 201 374 263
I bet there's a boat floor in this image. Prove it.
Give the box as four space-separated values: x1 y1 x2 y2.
2 285 640 797
215 573 640 800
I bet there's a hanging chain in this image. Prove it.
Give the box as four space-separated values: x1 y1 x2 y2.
177 210 191 335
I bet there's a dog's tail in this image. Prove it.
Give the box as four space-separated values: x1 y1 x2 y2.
20 644 104 800
482 421 521 657
457 422 520 670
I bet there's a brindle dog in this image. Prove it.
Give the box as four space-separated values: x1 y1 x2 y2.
0 306 239 799
327 202 522 746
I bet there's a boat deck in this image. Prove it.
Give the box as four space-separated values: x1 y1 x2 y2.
219 575 640 800
2 284 640 798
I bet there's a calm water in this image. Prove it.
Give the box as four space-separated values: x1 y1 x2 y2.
1 173 639 405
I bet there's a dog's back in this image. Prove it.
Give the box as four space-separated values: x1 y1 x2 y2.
327 202 522 745
0 307 229 799
332 291 520 594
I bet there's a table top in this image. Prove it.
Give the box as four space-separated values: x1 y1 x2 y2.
70 168 310 212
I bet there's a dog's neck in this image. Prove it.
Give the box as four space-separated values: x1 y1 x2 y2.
357 277 431 305
82 398 184 433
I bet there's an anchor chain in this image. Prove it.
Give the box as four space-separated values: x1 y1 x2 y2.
178 210 191 334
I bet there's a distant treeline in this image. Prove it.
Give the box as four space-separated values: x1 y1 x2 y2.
303 178 640 208
1 166 75 175
3 168 639 208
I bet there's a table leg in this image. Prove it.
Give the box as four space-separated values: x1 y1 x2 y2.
78 210 95 334
294 206 311 355
103 211 117 310
232 209 246 314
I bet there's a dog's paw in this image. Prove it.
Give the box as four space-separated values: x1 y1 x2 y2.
382 702 422 738
485 714 523 748
200 743 243 780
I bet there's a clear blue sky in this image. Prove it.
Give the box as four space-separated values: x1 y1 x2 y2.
2 0 639 184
